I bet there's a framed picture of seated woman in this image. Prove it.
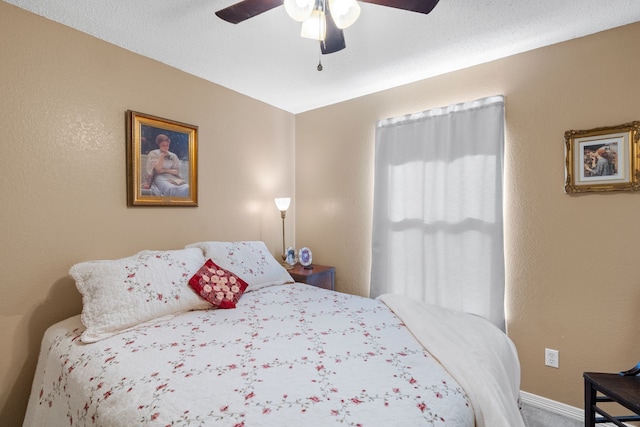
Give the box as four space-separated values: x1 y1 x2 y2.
126 110 198 206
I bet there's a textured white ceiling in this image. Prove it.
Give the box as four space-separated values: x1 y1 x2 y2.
5 0 640 113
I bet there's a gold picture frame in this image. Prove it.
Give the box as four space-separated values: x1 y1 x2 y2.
564 121 640 194
126 110 198 206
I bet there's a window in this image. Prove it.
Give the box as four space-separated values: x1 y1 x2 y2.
371 96 505 329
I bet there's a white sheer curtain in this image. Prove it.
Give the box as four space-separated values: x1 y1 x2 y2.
370 96 505 330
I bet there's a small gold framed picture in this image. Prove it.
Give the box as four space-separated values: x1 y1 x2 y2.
564 121 640 194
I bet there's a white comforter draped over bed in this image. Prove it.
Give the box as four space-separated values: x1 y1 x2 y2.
378 294 524 427
24 284 476 426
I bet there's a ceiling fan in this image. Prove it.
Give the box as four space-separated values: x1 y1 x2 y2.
215 0 440 55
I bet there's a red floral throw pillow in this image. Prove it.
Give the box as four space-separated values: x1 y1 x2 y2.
189 259 248 309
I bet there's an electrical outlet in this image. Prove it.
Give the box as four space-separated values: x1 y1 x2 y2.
545 348 559 368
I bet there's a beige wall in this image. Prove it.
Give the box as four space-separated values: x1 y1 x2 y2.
0 3 295 425
296 22 640 409
3 1 640 424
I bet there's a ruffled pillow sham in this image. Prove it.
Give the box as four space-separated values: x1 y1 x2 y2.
185 241 294 292
70 247 211 343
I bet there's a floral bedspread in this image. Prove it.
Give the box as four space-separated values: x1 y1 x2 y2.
24 284 474 426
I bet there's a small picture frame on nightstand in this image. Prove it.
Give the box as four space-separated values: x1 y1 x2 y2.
298 247 312 269
285 247 297 266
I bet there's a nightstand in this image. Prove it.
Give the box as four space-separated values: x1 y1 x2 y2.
288 264 335 291
584 372 640 427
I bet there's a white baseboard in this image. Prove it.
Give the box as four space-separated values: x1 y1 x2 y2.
520 390 627 427
520 390 583 421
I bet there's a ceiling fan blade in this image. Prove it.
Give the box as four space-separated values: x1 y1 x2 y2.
359 0 439 15
321 1 346 54
215 0 283 24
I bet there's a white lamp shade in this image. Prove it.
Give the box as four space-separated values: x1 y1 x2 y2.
284 0 314 22
329 0 360 29
274 197 291 211
300 9 327 40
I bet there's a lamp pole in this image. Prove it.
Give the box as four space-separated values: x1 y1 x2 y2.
280 209 287 262
274 197 291 266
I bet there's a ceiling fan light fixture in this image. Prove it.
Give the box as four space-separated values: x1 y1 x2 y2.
300 9 327 40
284 0 315 22
328 0 360 29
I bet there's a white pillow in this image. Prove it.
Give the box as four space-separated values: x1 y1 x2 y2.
185 241 294 291
70 247 211 343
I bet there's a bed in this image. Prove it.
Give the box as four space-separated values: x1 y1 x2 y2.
23 241 524 427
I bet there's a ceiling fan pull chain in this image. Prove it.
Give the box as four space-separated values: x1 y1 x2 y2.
317 1 324 71
317 42 323 71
